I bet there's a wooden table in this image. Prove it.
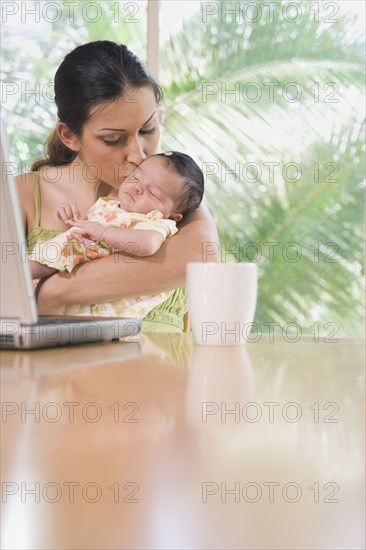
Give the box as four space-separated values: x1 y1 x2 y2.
1 334 364 549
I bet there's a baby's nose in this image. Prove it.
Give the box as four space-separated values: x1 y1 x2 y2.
133 183 144 194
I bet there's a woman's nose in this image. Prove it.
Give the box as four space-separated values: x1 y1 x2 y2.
125 137 146 166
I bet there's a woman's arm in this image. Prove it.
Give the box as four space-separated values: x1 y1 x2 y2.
37 202 220 314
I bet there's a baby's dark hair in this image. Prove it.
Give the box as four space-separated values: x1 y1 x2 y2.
155 151 204 217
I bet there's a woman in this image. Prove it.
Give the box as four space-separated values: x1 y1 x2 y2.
16 41 219 332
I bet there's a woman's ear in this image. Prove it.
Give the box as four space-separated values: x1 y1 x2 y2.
169 213 183 222
56 122 81 152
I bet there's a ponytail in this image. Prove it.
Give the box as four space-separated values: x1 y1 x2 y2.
31 129 77 171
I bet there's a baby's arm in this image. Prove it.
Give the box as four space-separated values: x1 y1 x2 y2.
69 220 164 257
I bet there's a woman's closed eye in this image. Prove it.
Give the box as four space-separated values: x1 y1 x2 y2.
139 127 156 136
101 127 155 145
101 135 125 146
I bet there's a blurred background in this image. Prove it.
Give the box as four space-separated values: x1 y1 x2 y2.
1 0 364 336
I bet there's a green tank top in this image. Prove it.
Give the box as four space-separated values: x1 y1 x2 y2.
27 172 187 332
27 172 62 252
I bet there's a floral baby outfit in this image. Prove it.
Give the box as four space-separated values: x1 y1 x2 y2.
30 197 178 318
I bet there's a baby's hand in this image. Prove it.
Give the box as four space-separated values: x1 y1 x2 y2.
68 220 106 242
56 202 81 224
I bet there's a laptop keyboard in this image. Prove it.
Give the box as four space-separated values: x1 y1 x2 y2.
36 315 125 324
37 316 99 324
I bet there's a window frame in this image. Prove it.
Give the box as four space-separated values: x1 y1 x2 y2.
147 0 160 79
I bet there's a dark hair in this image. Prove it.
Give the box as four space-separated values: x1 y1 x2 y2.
32 41 163 171
155 152 204 217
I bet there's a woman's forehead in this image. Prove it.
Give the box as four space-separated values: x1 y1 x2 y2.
87 86 157 128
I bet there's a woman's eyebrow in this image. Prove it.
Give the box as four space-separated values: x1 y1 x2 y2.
97 111 156 132
141 111 156 126
97 128 126 132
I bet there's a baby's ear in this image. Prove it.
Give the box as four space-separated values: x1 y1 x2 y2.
169 213 183 222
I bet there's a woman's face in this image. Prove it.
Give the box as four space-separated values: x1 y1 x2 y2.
73 86 160 189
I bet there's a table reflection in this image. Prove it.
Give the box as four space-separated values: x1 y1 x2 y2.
186 345 255 430
1 336 364 549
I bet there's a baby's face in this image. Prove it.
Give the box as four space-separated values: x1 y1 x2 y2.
119 156 183 220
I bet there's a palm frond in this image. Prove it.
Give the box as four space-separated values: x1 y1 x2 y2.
160 25 365 334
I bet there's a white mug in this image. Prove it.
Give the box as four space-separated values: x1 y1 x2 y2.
186 262 258 346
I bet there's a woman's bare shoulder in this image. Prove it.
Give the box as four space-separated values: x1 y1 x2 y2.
15 172 35 197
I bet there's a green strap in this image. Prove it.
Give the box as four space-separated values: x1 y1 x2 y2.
33 172 41 227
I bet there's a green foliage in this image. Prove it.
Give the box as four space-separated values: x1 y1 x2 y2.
159 0 365 335
160 0 365 101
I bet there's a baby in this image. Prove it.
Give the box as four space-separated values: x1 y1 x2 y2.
30 151 204 319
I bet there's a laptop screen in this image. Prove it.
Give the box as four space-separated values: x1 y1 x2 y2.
0 128 38 323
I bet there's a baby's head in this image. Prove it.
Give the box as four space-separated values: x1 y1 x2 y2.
119 152 204 221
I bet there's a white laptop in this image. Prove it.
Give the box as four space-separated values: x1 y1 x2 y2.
0 130 141 349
